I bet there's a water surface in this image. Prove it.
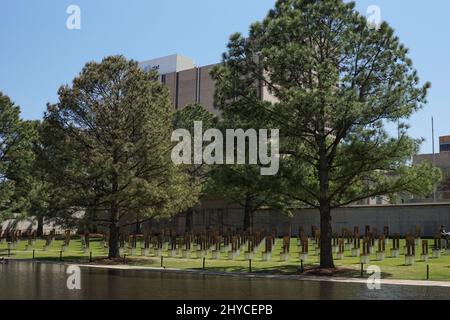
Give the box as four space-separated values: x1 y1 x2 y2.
0 261 449 300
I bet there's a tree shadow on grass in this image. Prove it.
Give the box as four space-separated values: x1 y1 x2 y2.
0 253 160 268
188 264 396 279
190 264 300 275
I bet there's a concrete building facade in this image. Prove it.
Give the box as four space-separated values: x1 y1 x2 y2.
440 136 450 153
140 54 277 117
140 54 220 116
145 196 450 237
414 136 450 201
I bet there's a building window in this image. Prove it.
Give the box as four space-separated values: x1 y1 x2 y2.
175 72 180 109
440 143 450 152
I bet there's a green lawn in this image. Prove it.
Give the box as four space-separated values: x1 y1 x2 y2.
1 237 448 281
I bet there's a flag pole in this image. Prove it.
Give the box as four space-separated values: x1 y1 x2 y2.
432 117 437 203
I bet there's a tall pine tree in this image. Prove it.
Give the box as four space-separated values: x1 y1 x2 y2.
44 56 197 258
0 93 36 221
212 0 441 268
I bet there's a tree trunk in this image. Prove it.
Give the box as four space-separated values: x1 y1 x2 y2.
108 203 120 258
37 215 44 237
319 204 334 268
108 220 120 258
108 171 120 258
135 214 141 234
185 207 194 232
243 209 251 232
91 208 98 233
318 143 334 269
244 193 253 231
243 193 252 232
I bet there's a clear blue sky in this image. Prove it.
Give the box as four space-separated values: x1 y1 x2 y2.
0 0 448 154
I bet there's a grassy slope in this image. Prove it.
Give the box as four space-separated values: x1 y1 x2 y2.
1 237 447 281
